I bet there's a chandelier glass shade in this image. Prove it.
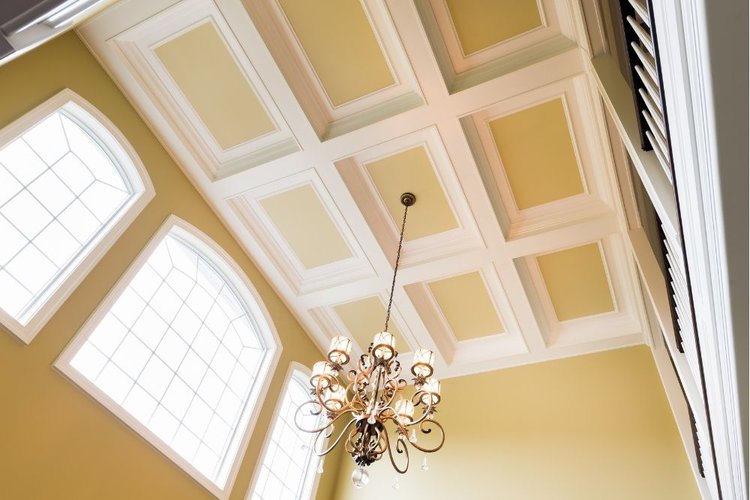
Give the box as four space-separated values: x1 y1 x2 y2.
294 193 445 485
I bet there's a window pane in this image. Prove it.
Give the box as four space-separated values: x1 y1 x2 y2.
68 232 269 488
0 108 135 325
251 374 322 500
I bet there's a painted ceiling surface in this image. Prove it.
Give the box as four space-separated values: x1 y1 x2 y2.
76 0 645 377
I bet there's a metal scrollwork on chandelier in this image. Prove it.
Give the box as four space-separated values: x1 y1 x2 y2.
294 192 445 487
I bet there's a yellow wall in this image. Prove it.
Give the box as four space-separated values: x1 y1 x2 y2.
331 346 700 500
0 32 342 500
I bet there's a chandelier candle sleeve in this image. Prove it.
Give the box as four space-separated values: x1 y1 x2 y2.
394 398 415 424
322 384 346 411
328 336 352 365
310 361 337 389
420 377 441 405
372 331 396 360
411 348 435 378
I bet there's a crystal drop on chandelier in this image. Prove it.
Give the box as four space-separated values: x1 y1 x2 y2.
421 457 429 471
352 466 370 488
409 429 417 443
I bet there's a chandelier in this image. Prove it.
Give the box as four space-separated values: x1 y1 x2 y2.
295 192 445 487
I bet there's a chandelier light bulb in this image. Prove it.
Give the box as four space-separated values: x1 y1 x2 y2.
328 336 352 365
310 361 336 389
322 384 346 411
372 331 396 360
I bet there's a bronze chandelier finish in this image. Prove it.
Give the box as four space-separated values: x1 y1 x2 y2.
294 192 445 479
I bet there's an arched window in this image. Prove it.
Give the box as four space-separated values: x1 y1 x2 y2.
249 365 323 500
0 89 153 343
56 217 281 497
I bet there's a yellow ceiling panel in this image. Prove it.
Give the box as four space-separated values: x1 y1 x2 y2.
155 22 276 150
429 271 504 341
334 296 409 353
445 0 542 55
278 0 395 106
260 185 352 269
537 243 615 321
365 146 458 240
489 98 584 210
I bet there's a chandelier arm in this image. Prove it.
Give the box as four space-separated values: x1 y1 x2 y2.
379 378 404 411
294 400 324 432
403 397 436 427
312 376 357 414
313 415 358 457
406 419 446 454
384 201 410 332
295 403 358 435
383 424 410 474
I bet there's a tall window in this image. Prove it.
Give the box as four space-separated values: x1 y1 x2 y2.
0 90 152 342
250 368 323 500
57 218 280 497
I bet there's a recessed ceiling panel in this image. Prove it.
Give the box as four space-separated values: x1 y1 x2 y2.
155 22 276 150
445 0 542 55
333 296 409 353
429 271 504 341
365 146 458 240
536 242 614 321
278 0 395 106
489 98 583 210
260 185 352 269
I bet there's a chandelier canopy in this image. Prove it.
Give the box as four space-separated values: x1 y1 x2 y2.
295 192 445 487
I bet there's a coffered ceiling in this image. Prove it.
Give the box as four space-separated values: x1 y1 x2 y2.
77 0 646 377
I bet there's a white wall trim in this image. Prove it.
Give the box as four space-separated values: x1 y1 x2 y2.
245 362 323 500
54 214 283 500
650 0 747 497
0 88 154 345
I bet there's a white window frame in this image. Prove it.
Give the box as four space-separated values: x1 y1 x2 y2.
0 88 154 344
247 362 324 500
55 215 282 499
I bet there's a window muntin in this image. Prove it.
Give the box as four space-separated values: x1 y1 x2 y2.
0 92 150 340
250 370 322 500
62 223 276 491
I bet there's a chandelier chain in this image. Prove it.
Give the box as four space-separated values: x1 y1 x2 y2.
384 202 409 332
